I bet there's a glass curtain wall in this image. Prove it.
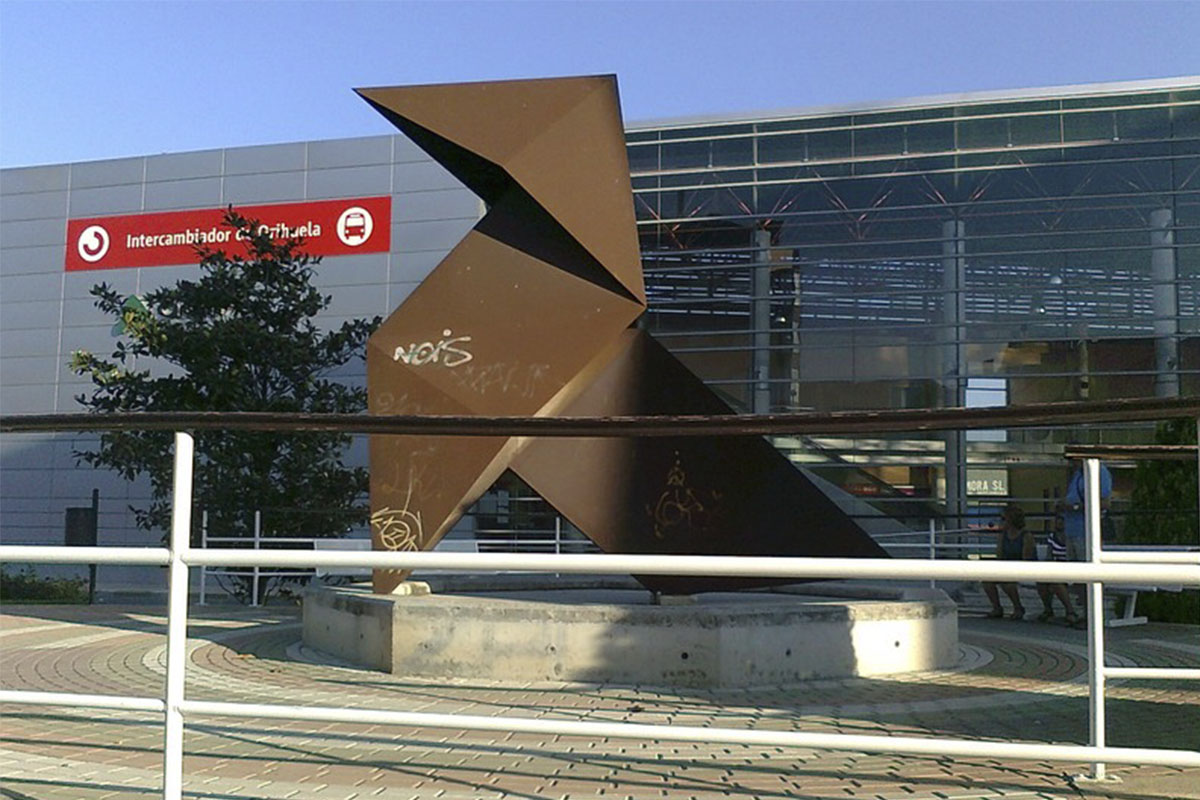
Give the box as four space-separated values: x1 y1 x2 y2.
628 84 1200 529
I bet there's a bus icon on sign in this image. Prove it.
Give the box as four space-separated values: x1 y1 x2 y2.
337 206 374 246
344 213 366 239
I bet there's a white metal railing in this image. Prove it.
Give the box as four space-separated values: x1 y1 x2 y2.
1 432 1198 798
198 511 321 605
197 511 597 604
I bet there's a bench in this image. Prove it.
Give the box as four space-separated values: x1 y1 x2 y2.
1104 584 1184 627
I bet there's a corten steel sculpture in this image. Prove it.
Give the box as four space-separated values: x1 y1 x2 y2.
360 76 886 595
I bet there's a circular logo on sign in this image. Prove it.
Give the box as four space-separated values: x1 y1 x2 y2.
336 206 374 247
77 225 111 263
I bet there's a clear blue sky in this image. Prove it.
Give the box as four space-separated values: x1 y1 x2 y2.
1 0 1197 168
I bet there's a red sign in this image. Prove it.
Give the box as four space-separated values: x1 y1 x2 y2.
65 196 391 271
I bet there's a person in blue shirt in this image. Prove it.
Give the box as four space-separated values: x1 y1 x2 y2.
1061 461 1113 625
1062 462 1113 558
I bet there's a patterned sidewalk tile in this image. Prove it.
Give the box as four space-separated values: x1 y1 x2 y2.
1 605 1197 799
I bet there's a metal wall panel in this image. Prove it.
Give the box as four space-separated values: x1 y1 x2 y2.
59 325 120 364
145 149 223 182
308 136 392 170
0 382 55 414
223 171 306 204
68 184 144 216
223 142 306 175
392 160 463 193
395 188 478 223
384 280 419 308
391 134 427 165
0 329 58 358
0 190 68 221
311 253 390 288
55 381 92 413
1 271 64 302
0 165 69 195
4 354 61 385
0 218 68 248
0 300 62 331
70 157 144 190
0 243 65 275
62 269 137 298
307 164 391 198
60 296 116 328
391 218 477 254
320 282 396 320
143 176 223 211
129 265 198 289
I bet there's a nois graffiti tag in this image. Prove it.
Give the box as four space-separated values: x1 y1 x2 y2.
392 329 474 368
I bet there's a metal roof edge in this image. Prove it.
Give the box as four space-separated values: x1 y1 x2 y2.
5 75 1199 172
626 75 1200 132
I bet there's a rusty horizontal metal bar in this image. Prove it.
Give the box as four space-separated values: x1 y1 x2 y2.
2 396 1197 437
1065 443 1200 461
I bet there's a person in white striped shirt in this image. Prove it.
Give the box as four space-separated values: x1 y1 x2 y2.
1036 513 1079 626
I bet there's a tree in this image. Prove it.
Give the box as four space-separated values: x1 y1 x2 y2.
1124 417 1199 546
70 210 380 598
1122 417 1198 623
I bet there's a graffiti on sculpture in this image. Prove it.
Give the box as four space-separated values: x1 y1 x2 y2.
370 506 423 552
646 454 723 542
391 329 474 368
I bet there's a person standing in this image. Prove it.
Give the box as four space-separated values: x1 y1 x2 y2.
1062 461 1113 622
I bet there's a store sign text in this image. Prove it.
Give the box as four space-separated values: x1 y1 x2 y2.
65 197 390 272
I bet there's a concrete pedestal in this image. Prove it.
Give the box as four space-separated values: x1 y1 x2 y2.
303 577 957 688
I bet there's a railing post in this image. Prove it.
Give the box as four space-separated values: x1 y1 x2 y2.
198 510 207 607
928 519 937 589
163 431 193 800
252 510 261 607
1084 457 1107 782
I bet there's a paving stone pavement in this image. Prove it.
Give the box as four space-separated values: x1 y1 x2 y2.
0 603 1197 800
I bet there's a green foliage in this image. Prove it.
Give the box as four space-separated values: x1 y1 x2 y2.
70 210 380 552
1122 417 1198 623
1132 590 1199 625
0 567 88 604
1123 417 1198 547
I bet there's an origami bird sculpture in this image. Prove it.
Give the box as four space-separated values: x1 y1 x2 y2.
359 76 886 595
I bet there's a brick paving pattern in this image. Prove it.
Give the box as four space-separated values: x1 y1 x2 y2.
1 602 1197 799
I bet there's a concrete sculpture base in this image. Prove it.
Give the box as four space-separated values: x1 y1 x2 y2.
303 577 957 688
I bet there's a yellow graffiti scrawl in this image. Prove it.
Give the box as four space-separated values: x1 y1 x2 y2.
370 506 423 552
648 454 722 540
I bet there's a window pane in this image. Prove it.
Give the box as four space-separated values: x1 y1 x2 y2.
957 117 1008 149
1009 114 1060 147
854 124 905 157
1115 107 1171 141
905 122 955 154
1063 111 1114 142
758 133 806 164
808 129 852 161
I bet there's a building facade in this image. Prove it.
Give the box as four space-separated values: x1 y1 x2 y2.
2 77 1197 583
628 77 1199 525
